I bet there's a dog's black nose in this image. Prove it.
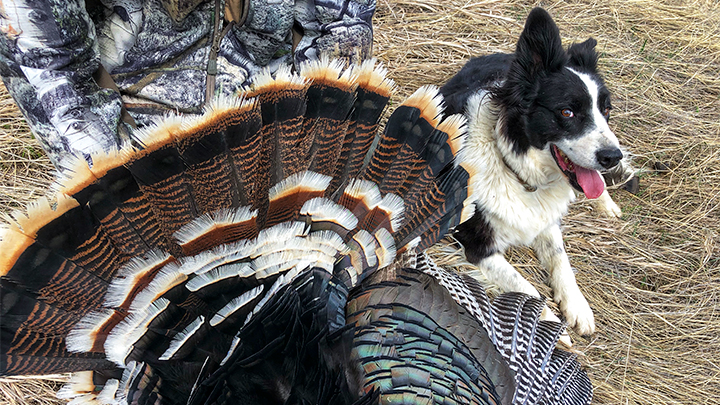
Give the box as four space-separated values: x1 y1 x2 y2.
596 147 623 169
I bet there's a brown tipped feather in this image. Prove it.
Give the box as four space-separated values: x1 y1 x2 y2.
0 227 33 276
327 62 394 196
302 60 359 177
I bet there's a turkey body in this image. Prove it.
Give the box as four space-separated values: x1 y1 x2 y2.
0 59 591 405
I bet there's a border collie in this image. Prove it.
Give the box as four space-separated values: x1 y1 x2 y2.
443 8 627 336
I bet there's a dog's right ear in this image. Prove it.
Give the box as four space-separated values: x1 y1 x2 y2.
513 8 567 78
567 38 600 73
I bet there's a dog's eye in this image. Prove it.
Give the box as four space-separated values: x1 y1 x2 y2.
602 107 611 117
561 109 574 118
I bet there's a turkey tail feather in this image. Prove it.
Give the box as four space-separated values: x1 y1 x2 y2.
327 60 394 197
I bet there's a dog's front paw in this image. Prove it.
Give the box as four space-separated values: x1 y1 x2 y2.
540 305 574 347
556 289 595 336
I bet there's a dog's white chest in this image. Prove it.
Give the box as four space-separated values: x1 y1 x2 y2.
460 93 576 251
480 183 574 250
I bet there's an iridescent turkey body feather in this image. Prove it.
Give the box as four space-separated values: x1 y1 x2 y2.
0 58 591 405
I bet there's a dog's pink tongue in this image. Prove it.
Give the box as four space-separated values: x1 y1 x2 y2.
575 166 605 199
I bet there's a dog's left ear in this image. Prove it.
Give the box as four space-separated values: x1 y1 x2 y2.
567 38 599 72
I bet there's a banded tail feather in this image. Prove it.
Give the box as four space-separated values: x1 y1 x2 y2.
0 58 591 405
327 60 395 198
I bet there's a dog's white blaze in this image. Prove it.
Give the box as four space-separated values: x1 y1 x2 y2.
558 68 621 170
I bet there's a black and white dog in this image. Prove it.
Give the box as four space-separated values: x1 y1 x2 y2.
443 8 626 336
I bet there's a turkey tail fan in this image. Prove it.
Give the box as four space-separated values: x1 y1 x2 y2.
0 57 591 405
56 149 175 258
400 114 467 213
0 197 118 376
360 85 443 189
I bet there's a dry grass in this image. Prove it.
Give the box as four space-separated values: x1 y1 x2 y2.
1 0 719 403
0 377 65 405
0 85 52 210
374 0 720 403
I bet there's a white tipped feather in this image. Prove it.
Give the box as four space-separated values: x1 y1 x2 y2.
220 336 241 366
250 69 275 89
186 263 253 292
104 299 171 366
104 250 172 309
129 262 187 312
355 58 395 94
300 55 344 81
299 55 358 89
251 236 337 263
251 251 303 279
274 63 306 86
66 309 116 353
401 85 444 127
438 113 468 157
339 61 359 85
343 179 382 209
377 193 405 232
343 264 360 286
253 251 334 279
209 285 264 326
374 228 397 269
301 197 358 231
117 361 144 402
252 64 306 90
178 239 253 276
268 171 332 201
251 222 308 255
159 315 205 361
57 371 95 399
288 237 341 258
52 153 97 196
244 265 304 326
129 114 183 149
95 378 120 403
8 195 79 238
174 206 257 245
307 230 350 255
193 94 255 123
352 230 378 268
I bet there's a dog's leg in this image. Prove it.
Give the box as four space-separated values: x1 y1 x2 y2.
594 189 622 218
476 253 542 297
532 225 596 336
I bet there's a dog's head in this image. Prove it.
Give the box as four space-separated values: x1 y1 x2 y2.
498 8 622 199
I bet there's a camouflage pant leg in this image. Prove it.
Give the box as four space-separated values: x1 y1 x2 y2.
0 0 124 169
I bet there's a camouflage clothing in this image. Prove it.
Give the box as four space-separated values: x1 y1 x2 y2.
0 0 375 168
